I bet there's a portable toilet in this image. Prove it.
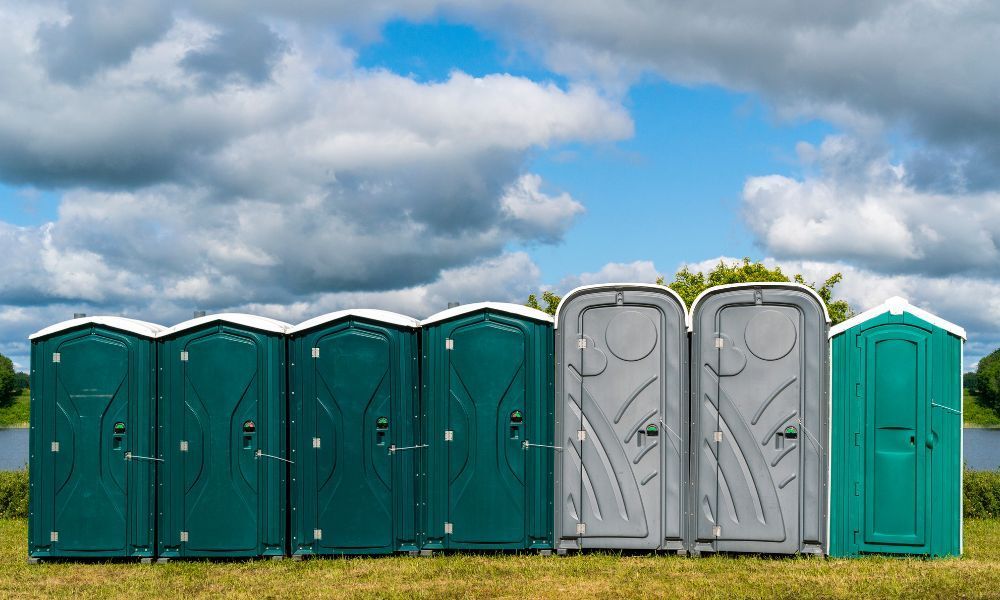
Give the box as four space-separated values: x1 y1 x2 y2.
156 313 290 559
420 303 554 552
28 316 163 561
689 283 829 555
829 297 964 557
287 310 421 556
553 284 689 553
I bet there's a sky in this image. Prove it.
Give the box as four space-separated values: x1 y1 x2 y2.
1 1 999 371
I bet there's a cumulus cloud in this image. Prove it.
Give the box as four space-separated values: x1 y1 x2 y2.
555 260 662 292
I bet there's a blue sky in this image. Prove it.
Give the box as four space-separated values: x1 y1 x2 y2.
0 2 997 371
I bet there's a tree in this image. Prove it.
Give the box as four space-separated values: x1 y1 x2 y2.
976 348 1000 413
964 371 979 391
526 257 853 324
0 354 17 408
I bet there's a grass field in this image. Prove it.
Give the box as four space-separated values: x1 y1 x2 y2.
965 390 1000 428
2 519 1000 599
0 389 29 428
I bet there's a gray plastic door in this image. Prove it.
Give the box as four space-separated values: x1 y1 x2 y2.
692 286 826 554
557 287 687 551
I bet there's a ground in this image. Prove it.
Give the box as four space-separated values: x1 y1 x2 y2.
2 519 999 599
0 389 29 428
965 390 1000 428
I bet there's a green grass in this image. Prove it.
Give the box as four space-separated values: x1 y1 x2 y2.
0 388 29 428
964 390 1000 428
2 520 1000 599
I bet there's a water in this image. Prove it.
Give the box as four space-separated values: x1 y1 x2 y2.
1 426 998 472
0 428 28 471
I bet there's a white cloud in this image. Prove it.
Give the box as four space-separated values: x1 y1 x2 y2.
555 260 662 292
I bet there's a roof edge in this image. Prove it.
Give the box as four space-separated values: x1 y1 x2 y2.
553 283 690 330
156 313 292 338
29 316 165 340
421 302 554 326
289 309 420 334
828 296 967 340
689 282 832 325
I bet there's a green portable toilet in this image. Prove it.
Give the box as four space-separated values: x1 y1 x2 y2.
830 297 965 557
28 316 163 561
420 303 554 552
156 313 290 559
287 309 421 556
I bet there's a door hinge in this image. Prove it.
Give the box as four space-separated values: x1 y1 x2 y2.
180 440 188 452
444 430 454 441
50 441 59 452
444 522 453 535
312 437 321 449
50 531 58 542
51 353 60 363
576 523 586 535
180 531 189 542
577 338 587 349
714 337 724 349
314 529 322 540
713 525 722 538
180 351 189 362
713 431 723 443
311 347 320 358
577 430 587 441
445 338 454 350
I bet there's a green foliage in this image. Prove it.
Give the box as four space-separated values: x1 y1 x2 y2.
965 371 980 390
14 372 28 391
526 291 561 316
0 470 28 519
964 390 1000 428
976 348 1000 413
0 388 30 428
965 468 1000 519
0 354 17 408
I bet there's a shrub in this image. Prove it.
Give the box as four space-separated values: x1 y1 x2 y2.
0 469 28 519
964 468 1000 519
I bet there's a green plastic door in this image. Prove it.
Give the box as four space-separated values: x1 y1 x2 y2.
182 332 259 553
52 335 129 552
447 319 526 546
856 325 930 553
314 328 393 551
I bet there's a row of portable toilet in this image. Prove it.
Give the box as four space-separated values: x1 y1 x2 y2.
26 282 964 560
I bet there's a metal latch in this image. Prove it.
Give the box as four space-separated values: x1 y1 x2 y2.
311 347 320 358
523 441 563 451
180 351 189 362
51 441 59 452
577 430 587 441
255 449 294 464
713 431 723 442
714 337 724 349
577 338 587 349
125 452 163 462
445 338 454 350
180 440 188 452
314 529 323 540
444 522 453 535
180 531 189 542
389 443 428 455
312 437 321 449
576 523 586 535
713 525 721 537
50 531 58 542
52 353 60 363
444 430 454 441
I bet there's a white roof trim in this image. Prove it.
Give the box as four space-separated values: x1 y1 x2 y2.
688 282 832 326
421 302 554 326
553 283 690 330
30 316 165 340
828 296 967 340
289 309 420 334
157 313 291 338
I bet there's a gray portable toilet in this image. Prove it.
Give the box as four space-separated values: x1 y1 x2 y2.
689 283 829 555
554 284 689 552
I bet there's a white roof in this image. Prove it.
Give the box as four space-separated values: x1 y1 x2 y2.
689 282 832 327
553 283 691 330
421 302 554 326
289 309 420 334
30 316 165 340
156 313 291 338
829 296 967 340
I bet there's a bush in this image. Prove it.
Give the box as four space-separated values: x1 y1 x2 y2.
964 469 1000 519
0 354 16 408
0 469 28 519
976 348 1000 413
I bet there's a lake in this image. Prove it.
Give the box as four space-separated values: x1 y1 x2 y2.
1 427 999 472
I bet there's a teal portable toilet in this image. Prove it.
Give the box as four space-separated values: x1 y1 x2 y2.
28 316 163 561
830 297 965 557
287 310 421 556
420 303 554 552
156 314 290 560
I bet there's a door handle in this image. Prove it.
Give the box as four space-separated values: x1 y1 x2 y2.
926 431 938 449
